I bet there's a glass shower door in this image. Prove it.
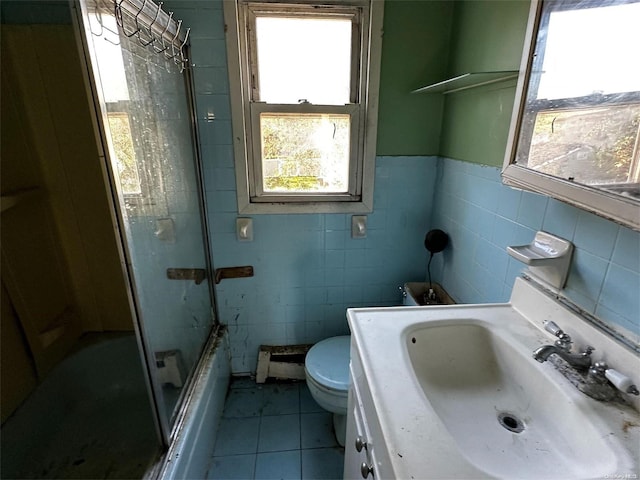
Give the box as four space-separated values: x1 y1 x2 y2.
75 0 216 439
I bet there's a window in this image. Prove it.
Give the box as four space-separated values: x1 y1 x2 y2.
106 112 142 195
503 0 640 230
224 0 384 213
514 1 640 191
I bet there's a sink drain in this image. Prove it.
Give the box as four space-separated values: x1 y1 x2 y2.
498 412 525 433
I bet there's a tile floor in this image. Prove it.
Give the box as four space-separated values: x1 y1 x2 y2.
207 378 344 480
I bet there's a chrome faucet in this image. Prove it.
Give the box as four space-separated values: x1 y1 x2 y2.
533 321 639 400
532 320 594 370
533 344 594 370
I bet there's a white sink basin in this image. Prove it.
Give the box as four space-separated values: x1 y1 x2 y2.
407 321 619 478
347 278 640 479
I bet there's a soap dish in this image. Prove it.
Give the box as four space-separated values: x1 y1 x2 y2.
507 231 572 266
507 231 574 290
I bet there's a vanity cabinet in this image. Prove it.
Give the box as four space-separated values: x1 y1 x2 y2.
344 340 393 480
344 382 372 479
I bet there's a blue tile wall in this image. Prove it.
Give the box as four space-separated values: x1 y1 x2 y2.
168 0 638 367
167 0 438 373
431 158 640 343
212 155 436 373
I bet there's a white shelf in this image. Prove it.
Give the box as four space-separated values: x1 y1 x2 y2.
412 71 518 95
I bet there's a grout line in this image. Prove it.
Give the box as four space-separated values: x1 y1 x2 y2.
252 450 258 480
299 385 303 476
254 389 262 456
252 384 261 480
218 382 343 479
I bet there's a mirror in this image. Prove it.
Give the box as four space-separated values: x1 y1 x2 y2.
503 0 640 231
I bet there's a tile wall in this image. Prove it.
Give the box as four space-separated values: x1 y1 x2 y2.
123 52 212 373
208 155 436 373
169 3 437 373
430 158 640 344
169 1 639 371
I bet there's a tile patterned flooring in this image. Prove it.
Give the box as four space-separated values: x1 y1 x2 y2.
207 378 344 480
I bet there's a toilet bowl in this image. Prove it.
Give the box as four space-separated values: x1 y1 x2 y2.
304 335 350 446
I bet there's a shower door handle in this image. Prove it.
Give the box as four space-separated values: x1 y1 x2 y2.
166 268 207 285
214 266 254 284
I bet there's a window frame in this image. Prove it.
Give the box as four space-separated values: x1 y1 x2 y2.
513 0 640 187
502 0 640 231
224 0 384 214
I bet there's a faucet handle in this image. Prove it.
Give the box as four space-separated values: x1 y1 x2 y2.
544 321 563 336
556 332 573 352
588 361 609 385
582 345 595 356
544 321 573 351
605 369 640 396
590 360 607 374
554 332 573 351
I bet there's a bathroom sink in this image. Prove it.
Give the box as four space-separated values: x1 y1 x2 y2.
347 277 640 479
406 321 619 479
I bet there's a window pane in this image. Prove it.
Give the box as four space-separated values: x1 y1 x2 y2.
526 105 640 186
89 14 130 102
107 113 142 195
260 113 350 193
515 1 640 198
255 16 352 105
537 3 640 100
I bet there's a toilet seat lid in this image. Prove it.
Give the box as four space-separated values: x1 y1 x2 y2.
305 335 350 391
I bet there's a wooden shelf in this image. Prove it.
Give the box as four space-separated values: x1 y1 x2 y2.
412 71 518 95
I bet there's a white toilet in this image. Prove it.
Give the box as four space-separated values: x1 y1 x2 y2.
304 335 351 446
305 286 451 445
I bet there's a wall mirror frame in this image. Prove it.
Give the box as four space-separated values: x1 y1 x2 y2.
503 0 640 232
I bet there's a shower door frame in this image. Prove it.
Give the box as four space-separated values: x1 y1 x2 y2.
70 0 219 446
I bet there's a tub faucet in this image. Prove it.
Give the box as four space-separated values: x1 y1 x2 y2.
533 344 594 370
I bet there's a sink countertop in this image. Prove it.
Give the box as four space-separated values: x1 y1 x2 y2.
347 277 640 479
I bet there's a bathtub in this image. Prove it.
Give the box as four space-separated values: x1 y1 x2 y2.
1 334 159 479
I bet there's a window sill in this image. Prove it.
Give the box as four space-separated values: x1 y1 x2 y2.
237 197 374 214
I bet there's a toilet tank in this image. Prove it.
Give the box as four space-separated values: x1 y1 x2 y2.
402 282 455 306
